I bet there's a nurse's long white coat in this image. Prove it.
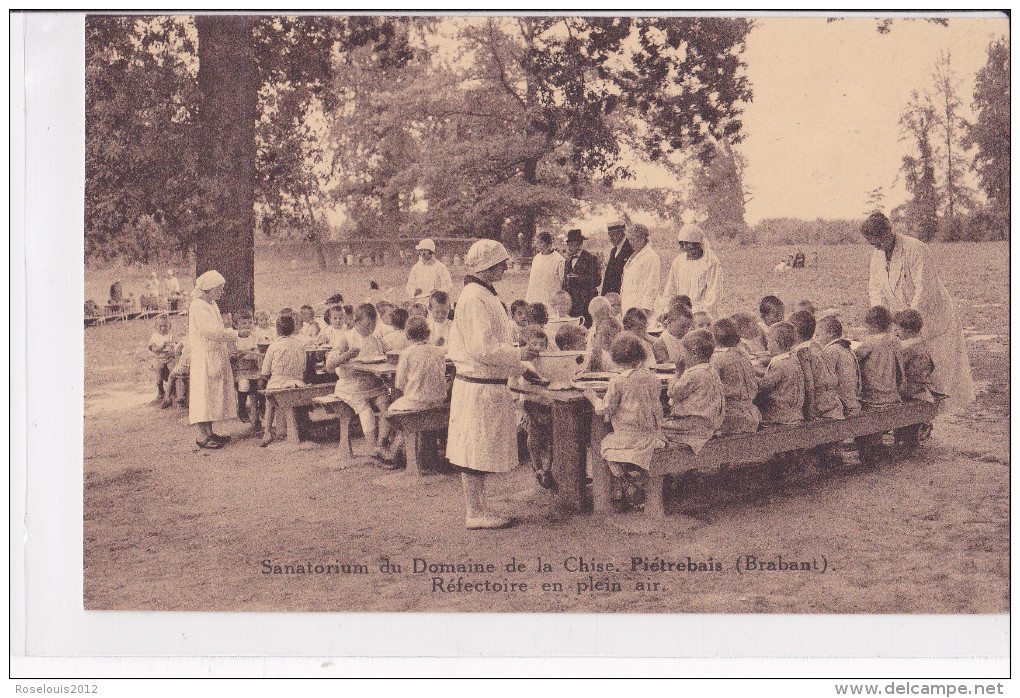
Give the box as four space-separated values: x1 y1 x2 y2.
188 296 238 424
868 233 975 411
445 281 524 473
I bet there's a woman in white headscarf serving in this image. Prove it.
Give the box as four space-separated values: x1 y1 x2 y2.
861 212 975 412
446 239 539 530
189 270 239 448
655 222 722 318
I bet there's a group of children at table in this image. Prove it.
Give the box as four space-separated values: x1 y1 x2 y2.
512 290 938 505
147 291 456 462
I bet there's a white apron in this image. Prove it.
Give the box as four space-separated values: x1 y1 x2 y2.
655 246 722 315
188 297 238 424
446 280 524 473
868 233 975 411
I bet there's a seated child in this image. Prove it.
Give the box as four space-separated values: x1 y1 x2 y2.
383 308 411 352
663 329 725 452
587 317 622 372
389 318 449 412
732 310 770 365
854 306 902 408
759 295 785 333
342 305 356 331
757 322 806 425
709 318 761 434
254 309 275 345
147 314 176 404
300 304 325 335
586 296 612 348
622 307 656 367
604 292 623 321
259 315 307 446
816 314 862 417
325 303 393 463
583 333 666 506
527 302 550 329
893 308 936 446
316 305 349 347
795 299 816 316
221 312 233 330
510 299 530 345
788 310 844 420
374 300 396 339
427 291 452 349
691 310 714 331
550 290 574 320
409 303 429 320
652 305 693 365
554 323 588 351
232 309 262 425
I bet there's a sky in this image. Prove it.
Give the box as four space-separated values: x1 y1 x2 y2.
628 15 1008 223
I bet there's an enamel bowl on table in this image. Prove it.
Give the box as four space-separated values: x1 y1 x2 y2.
531 350 590 390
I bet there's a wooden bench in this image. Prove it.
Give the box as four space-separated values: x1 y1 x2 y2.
311 394 358 467
261 384 336 444
387 404 451 476
592 400 937 519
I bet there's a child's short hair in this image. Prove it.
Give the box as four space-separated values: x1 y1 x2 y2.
671 295 693 311
787 310 816 341
410 303 429 318
355 302 378 323
893 308 924 335
279 307 295 317
376 300 395 323
768 322 797 353
692 310 713 328
405 317 430 343
324 305 342 323
389 307 409 331
235 308 253 322
759 295 785 321
523 326 549 347
555 324 588 351
817 314 843 339
865 305 892 332
609 332 648 367
604 292 622 311
731 311 760 339
710 318 740 348
342 305 354 317
622 307 648 333
588 296 611 318
536 231 553 245
276 315 296 337
510 299 528 316
682 328 715 363
595 316 623 345
430 290 449 306
528 302 549 326
255 309 270 321
300 304 315 315
795 299 816 316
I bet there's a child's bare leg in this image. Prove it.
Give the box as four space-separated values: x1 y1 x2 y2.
374 395 392 446
260 404 277 445
358 409 378 448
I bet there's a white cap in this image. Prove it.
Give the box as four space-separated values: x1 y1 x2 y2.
416 238 436 252
195 270 226 291
465 239 510 273
677 223 705 244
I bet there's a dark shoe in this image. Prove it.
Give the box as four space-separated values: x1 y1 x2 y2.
210 433 231 444
196 437 223 450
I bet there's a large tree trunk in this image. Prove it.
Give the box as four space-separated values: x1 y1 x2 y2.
195 15 257 314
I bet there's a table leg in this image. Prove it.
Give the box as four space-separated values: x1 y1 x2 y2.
337 411 353 468
590 415 612 514
551 401 587 512
645 474 666 520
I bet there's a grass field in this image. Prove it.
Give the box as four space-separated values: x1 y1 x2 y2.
83 240 1009 613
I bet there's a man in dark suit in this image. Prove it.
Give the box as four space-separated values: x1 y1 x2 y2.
600 222 633 297
562 228 602 325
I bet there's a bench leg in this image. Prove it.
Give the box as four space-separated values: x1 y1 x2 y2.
645 475 666 520
590 417 613 514
285 407 301 444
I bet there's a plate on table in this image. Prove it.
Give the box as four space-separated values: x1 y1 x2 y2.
651 363 676 374
571 378 609 393
575 371 617 381
354 357 387 364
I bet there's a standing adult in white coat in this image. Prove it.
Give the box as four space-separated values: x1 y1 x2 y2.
447 240 539 530
655 223 722 318
619 223 661 315
524 231 565 308
406 238 453 302
189 270 239 448
861 212 975 412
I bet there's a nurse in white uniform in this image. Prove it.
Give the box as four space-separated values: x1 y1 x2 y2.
188 270 239 448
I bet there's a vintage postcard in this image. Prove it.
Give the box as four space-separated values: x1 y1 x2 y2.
15 10 1010 663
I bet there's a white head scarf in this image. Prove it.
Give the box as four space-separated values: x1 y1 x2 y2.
193 270 226 297
465 239 510 274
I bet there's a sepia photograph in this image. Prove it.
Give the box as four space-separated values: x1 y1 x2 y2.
77 12 1008 619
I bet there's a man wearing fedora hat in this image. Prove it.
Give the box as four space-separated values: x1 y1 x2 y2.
406 237 453 302
600 221 633 297
562 228 602 326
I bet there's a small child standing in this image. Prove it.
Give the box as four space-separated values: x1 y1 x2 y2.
259 315 307 446
166 339 190 407
583 333 666 507
326 303 393 463
709 318 761 434
232 309 261 425
663 329 725 452
652 305 693 365
147 314 176 405
427 291 452 349
893 308 936 446
816 315 862 417
788 310 844 420
854 306 902 408
757 322 806 425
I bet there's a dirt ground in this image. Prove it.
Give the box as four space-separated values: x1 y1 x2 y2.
83 241 1009 613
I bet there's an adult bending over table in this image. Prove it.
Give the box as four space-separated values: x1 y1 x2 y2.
860 212 975 412
446 239 539 530
189 270 239 449
655 222 722 318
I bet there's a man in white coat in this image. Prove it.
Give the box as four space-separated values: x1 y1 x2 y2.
655 222 722 318
619 223 661 315
524 231 565 308
406 238 453 302
188 270 239 449
447 239 539 530
861 212 975 412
